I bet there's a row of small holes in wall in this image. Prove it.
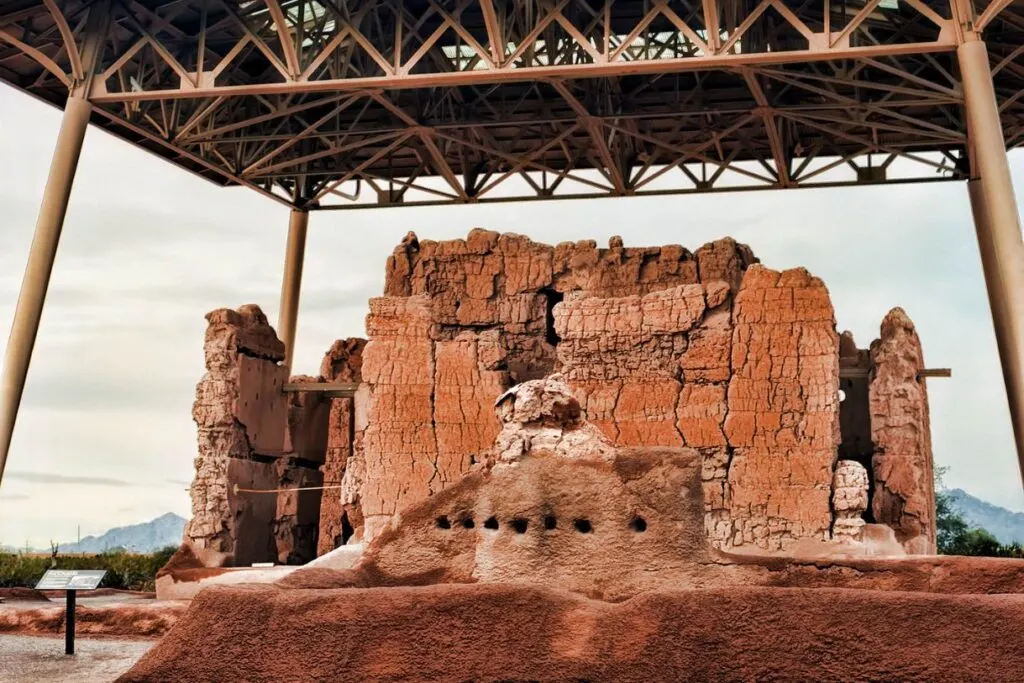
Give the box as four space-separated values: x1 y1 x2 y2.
435 515 647 534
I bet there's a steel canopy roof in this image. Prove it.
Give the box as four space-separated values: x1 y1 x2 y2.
0 0 1021 208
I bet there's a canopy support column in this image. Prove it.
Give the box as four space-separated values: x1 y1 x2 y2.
278 208 309 372
0 95 92 486
960 38 1024 487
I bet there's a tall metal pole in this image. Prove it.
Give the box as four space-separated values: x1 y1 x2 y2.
959 38 1024 487
0 95 92 486
0 0 109 491
65 589 76 655
278 209 309 372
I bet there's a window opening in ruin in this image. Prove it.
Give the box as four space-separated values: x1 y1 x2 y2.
436 516 452 530
630 517 647 533
541 287 564 346
511 518 528 533
461 517 475 529
838 375 876 523
574 519 593 533
340 512 354 546
484 516 499 530
544 515 557 530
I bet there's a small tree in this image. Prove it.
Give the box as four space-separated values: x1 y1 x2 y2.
935 466 968 554
49 541 59 568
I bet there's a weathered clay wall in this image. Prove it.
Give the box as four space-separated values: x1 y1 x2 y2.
316 339 366 555
721 266 841 549
185 231 938 563
187 306 288 565
552 264 842 550
186 306 333 566
274 375 329 565
353 231 765 543
869 308 936 554
554 282 731 448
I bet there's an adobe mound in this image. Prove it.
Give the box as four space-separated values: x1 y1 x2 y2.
120 583 1024 682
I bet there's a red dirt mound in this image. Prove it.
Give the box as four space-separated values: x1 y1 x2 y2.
37 588 155 600
156 543 204 578
0 587 49 602
0 602 185 638
120 583 1024 682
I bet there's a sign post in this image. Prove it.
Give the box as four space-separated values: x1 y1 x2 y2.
35 569 106 655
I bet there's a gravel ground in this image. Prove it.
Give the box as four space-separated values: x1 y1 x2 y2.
0 634 152 682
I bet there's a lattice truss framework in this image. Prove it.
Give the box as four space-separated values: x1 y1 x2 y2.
0 0 1021 208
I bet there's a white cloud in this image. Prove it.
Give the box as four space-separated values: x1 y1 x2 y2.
1 82 1022 547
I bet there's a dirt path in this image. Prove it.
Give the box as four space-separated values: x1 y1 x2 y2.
0 634 152 682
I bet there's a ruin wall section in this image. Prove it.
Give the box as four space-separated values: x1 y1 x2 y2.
349 230 847 550
183 231 939 561
316 339 366 554
185 306 333 566
869 308 937 554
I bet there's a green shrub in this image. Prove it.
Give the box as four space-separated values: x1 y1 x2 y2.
0 545 178 592
936 466 1024 559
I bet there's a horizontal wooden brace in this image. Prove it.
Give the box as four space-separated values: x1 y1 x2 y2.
917 368 952 379
839 367 952 380
282 382 359 398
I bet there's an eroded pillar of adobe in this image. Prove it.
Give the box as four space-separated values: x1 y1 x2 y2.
186 304 337 566
186 305 289 566
869 308 936 554
317 338 367 555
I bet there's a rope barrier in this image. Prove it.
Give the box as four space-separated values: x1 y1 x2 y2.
232 483 347 494
183 483 346 493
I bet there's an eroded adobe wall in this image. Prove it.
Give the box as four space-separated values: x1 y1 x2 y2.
869 308 936 554
186 305 335 566
721 266 841 549
187 306 288 565
555 282 731 448
354 231 848 551
274 375 329 565
353 231 762 541
554 265 841 550
187 232 936 561
316 339 366 555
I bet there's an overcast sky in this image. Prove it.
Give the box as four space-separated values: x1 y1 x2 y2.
1 82 1023 548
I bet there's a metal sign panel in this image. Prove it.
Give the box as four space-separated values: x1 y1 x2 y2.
35 569 106 591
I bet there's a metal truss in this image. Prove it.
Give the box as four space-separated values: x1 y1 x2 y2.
0 0 1021 208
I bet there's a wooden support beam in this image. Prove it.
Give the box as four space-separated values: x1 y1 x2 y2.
283 382 359 398
838 367 952 380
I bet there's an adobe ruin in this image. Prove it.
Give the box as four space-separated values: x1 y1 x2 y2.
182 230 939 570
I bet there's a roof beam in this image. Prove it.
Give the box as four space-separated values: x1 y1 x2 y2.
977 0 1015 32
89 38 959 103
264 0 300 77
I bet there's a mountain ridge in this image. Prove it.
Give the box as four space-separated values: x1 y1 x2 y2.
56 512 186 553
946 488 1024 545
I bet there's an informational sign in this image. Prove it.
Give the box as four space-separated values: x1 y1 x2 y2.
35 569 107 591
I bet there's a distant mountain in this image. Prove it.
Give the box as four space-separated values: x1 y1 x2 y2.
947 489 1024 545
58 513 186 554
